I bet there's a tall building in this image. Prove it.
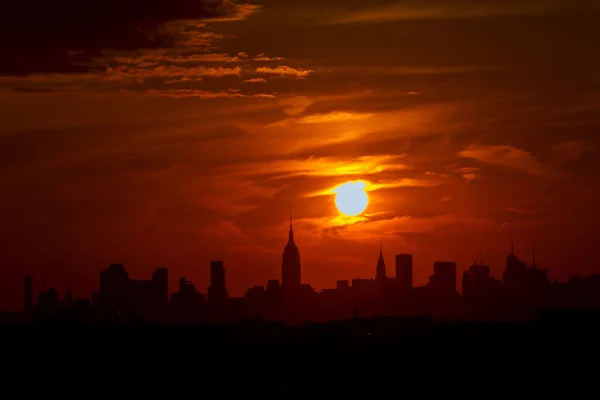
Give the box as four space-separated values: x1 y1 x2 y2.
376 243 386 283
208 260 228 304
152 268 169 303
430 261 457 293
100 263 130 313
503 235 528 290
395 254 413 292
24 276 32 315
282 216 301 291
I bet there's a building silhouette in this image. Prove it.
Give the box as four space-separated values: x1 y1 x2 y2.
376 244 386 284
208 260 228 307
13 221 600 326
99 263 169 322
395 254 413 293
281 216 301 292
429 261 457 294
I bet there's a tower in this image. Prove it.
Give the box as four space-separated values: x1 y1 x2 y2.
282 215 301 291
152 267 169 303
431 262 457 293
376 242 386 283
395 254 413 292
208 260 228 304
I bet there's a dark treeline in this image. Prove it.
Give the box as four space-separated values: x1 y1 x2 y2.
2 311 599 393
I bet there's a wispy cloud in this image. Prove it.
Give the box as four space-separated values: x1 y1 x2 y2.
551 140 590 165
144 89 275 99
327 0 589 25
253 55 285 61
330 66 505 76
306 177 445 198
243 78 268 84
267 111 375 128
459 145 547 175
299 213 499 241
232 155 410 181
256 66 313 78
453 166 481 180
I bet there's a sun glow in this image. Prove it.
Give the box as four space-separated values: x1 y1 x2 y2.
333 181 369 217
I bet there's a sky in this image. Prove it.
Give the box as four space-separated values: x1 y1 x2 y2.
1 0 600 310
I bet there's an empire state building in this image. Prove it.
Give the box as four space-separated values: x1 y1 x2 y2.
282 216 301 291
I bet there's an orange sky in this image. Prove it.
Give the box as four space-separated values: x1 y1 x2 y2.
1 0 600 310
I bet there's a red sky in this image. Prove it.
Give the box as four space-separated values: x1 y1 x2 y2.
1 0 600 310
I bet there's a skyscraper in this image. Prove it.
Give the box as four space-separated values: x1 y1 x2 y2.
152 267 169 304
430 261 457 293
282 215 301 291
376 243 386 283
208 260 228 304
395 254 413 292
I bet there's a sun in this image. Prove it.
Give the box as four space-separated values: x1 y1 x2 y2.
333 181 369 217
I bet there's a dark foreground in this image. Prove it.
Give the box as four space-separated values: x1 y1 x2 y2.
2 310 599 393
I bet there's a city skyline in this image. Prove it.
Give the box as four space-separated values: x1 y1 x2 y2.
17 215 600 326
16 219 548 307
4 217 553 312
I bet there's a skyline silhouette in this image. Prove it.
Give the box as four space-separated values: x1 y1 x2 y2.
5 219 600 326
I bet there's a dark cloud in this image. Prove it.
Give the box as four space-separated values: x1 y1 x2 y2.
0 0 249 75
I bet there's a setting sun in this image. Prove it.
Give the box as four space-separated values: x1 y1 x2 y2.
333 181 369 217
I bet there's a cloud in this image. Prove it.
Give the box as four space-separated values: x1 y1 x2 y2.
461 173 480 181
233 155 410 181
299 213 499 242
144 89 275 99
459 145 547 175
327 0 597 25
280 96 315 116
296 111 375 124
195 177 285 216
551 140 590 165
330 66 505 76
267 111 375 128
203 220 247 241
306 176 445 198
453 166 481 180
0 0 260 75
108 51 242 65
256 66 313 78
253 55 285 61
243 78 268 84
107 65 242 80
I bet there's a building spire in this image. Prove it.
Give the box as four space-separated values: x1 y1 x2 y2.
287 212 294 245
532 240 536 267
376 240 386 282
